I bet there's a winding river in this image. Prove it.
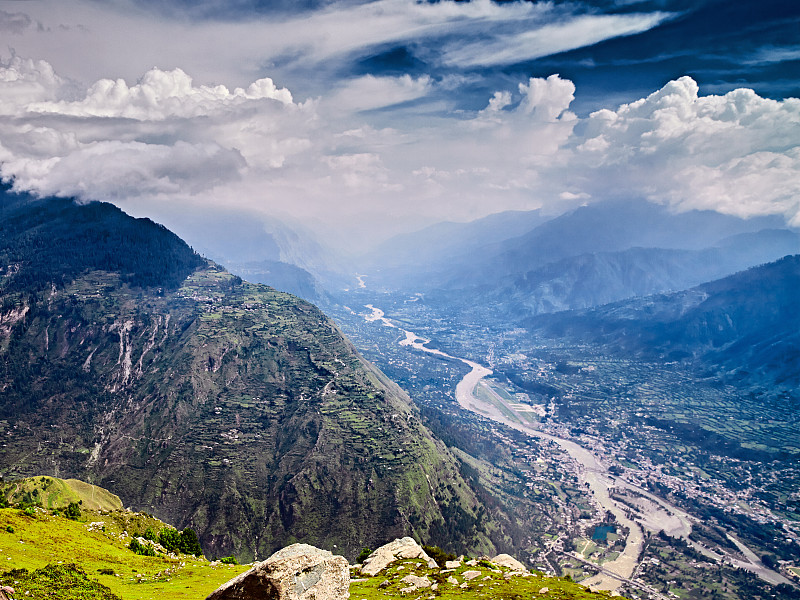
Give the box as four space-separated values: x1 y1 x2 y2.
361 304 791 590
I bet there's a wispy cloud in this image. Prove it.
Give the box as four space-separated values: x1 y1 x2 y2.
440 11 672 67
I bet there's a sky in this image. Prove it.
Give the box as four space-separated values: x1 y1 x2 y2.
0 0 798 255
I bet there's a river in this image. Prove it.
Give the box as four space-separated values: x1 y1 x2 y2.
361 304 792 590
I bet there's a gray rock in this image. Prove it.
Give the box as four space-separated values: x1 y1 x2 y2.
491 554 528 572
444 560 461 569
360 538 437 576
462 570 481 581
400 575 431 590
205 543 349 600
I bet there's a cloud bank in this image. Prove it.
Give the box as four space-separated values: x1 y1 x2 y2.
0 54 798 250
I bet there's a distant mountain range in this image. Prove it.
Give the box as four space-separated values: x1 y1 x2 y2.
360 199 799 324
0 184 513 562
527 254 800 392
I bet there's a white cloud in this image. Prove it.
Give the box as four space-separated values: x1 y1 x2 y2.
573 76 800 222
28 67 293 120
441 11 672 68
0 0 671 94
0 56 68 112
326 74 432 113
0 55 798 251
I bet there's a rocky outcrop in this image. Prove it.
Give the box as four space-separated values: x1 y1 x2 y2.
492 553 528 572
206 543 349 600
359 537 437 576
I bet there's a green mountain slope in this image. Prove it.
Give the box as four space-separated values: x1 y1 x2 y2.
0 187 511 562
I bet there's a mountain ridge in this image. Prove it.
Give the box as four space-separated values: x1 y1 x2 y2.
0 187 514 562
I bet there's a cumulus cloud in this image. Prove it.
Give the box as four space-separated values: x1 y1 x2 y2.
0 60 313 203
573 76 800 223
29 67 294 119
0 55 798 250
0 56 68 112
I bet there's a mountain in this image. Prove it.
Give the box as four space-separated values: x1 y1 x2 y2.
527 255 800 391
468 230 800 320
226 259 332 307
479 199 788 284
0 184 508 562
359 209 551 288
363 200 798 328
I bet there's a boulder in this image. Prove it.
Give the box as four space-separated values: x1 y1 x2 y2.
491 554 528 572
462 570 481 581
444 560 461 569
205 543 349 600
360 538 437 576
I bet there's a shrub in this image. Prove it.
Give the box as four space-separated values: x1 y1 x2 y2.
158 528 181 553
356 547 372 563
64 502 81 521
178 528 203 557
157 527 203 557
422 545 456 568
5 526 14 534
128 538 156 557
219 556 238 565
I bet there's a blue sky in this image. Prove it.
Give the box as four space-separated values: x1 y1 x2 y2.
0 0 798 250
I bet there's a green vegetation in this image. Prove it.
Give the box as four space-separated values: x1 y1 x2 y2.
0 563 121 600
422 544 456 567
351 557 611 600
0 191 510 563
1 477 123 513
128 538 156 557
356 547 372 563
0 506 247 600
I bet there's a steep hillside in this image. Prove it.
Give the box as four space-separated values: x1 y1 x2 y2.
0 188 507 562
527 255 800 390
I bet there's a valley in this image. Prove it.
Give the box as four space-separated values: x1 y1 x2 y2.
332 286 800 599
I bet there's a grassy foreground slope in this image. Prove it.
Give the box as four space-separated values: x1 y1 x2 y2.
0 507 247 600
2 476 122 512
0 504 610 600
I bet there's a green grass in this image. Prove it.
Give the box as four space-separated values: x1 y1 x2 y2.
0 507 614 600
2 477 122 512
350 558 612 599
0 508 247 600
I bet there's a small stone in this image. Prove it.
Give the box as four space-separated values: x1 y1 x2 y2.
462 570 481 581
400 575 431 590
447 576 458 586
459 583 468 589
378 580 390 589
465 559 478 567
444 560 461 569
539 587 550 594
